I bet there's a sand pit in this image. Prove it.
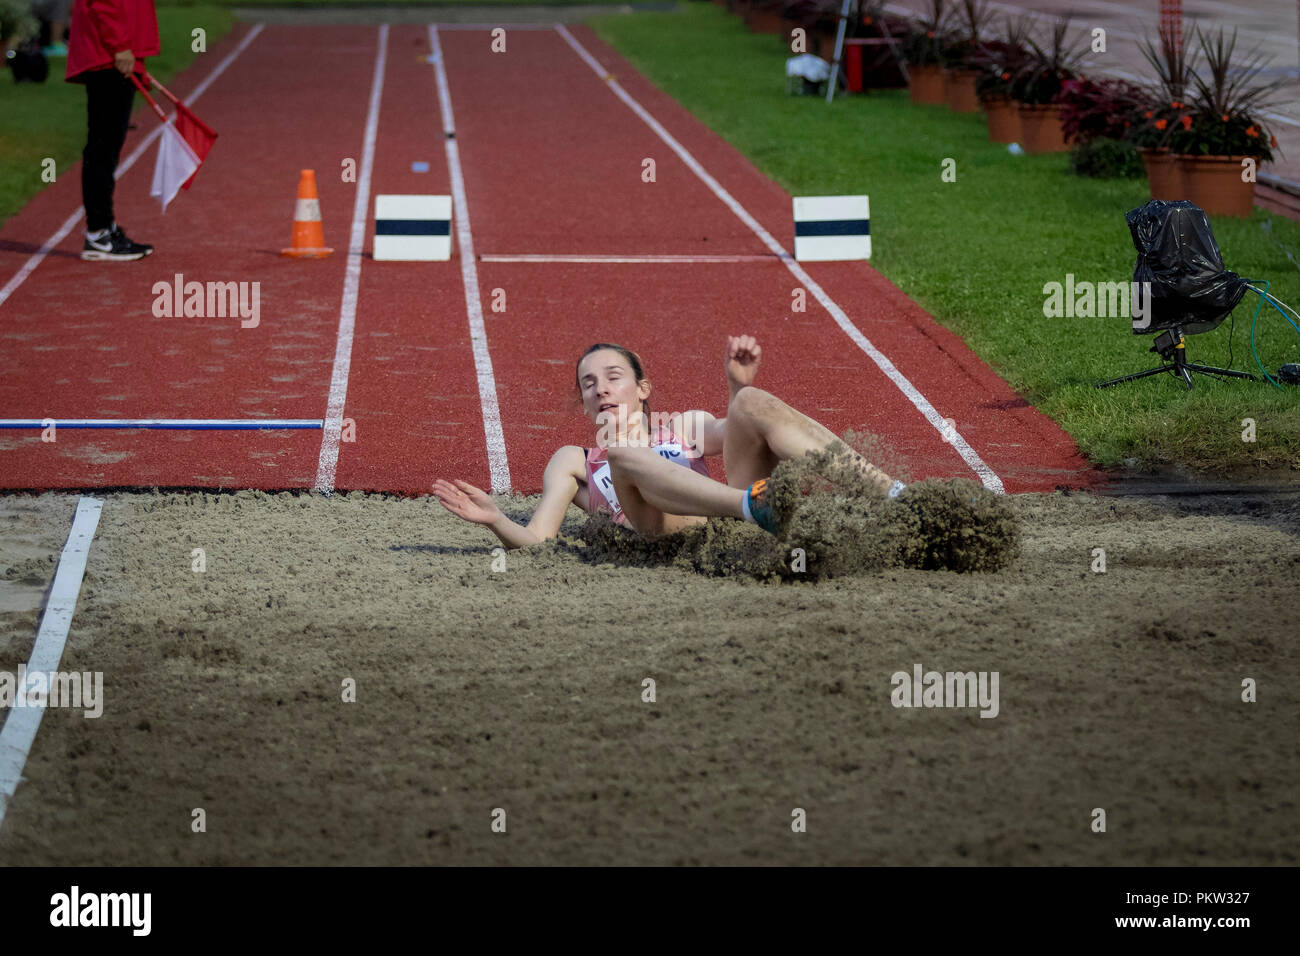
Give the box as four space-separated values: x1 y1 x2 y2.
560 438 1019 580
0 483 1297 865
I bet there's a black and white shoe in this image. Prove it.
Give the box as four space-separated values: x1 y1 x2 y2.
82 226 153 262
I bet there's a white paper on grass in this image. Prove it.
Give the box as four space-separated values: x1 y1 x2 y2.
786 54 831 82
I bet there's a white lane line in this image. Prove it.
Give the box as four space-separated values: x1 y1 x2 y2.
0 497 103 827
0 24 265 312
555 25 1005 493
481 253 785 263
430 25 512 494
0 419 321 429
314 24 389 494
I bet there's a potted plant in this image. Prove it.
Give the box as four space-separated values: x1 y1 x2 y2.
943 0 994 112
902 0 954 105
972 17 1032 143
1011 15 1087 153
1168 26 1284 217
1056 77 1147 178
1130 23 1196 200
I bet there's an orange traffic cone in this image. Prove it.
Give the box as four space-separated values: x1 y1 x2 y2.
281 169 333 258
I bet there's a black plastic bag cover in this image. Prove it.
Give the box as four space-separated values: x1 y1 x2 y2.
1126 199 1248 335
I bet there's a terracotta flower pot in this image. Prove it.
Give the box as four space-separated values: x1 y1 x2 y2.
909 64 946 105
1017 103 1067 153
1139 148 1183 201
944 69 980 112
982 97 1021 144
1176 154 1256 218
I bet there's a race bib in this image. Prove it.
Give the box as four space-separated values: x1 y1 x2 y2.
655 442 688 463
591 461 620 514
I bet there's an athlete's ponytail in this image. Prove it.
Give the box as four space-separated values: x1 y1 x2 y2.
575 343 651 419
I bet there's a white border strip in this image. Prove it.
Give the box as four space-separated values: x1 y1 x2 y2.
430 25 512 494
314 25 389 494
0 496 103 827
554 25 1004 493
0 24 265 312
481 253 785 263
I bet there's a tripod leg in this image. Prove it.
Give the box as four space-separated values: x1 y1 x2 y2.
1173 341 1193 390
1096 365 1178 389
1184 364 1258 382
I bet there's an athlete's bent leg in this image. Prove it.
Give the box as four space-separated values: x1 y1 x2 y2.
607 445 743 535
723 386 895 494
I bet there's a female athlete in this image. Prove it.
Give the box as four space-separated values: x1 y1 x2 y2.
432 335 905 547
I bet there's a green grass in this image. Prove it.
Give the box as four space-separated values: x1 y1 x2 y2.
592 4 1300 473
0 5 234 224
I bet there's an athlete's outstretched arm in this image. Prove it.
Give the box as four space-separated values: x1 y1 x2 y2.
433 446 584 549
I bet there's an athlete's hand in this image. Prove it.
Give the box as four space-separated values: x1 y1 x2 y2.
432 479 503 526
114 50 135 77
725 335 761 389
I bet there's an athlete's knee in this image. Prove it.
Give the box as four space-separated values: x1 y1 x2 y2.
729 385 777 418
606 445 631 471
606 444 648 476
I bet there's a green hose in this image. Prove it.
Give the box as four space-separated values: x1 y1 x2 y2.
1243 280 1300 391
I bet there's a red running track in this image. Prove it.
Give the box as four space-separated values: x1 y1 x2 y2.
0 21 1096 495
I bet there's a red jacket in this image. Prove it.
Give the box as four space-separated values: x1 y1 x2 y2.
66 0 160 82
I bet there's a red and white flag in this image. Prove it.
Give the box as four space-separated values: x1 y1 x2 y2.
133 74 218 211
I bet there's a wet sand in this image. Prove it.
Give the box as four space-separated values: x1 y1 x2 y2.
0 483 1297 865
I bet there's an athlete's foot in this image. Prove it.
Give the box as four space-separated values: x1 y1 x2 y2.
741 478 784 536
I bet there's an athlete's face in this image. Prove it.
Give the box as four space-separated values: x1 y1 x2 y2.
577 350 650 429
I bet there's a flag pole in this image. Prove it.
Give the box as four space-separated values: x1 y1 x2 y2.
140 71 218 140
129 74 168 123
144 72 182 107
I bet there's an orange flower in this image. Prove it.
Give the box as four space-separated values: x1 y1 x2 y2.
862 15 872 25
1221 113 1230 122
1001 71 1010 80
926 30 934 38
1144 110 1153 119
1272 135 1278 147
1246 126 1259 137
1154 118 1167 130
1180 114 1192 130
1171 101 1183 109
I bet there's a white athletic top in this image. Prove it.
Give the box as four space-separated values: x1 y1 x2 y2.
583 424 710 527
